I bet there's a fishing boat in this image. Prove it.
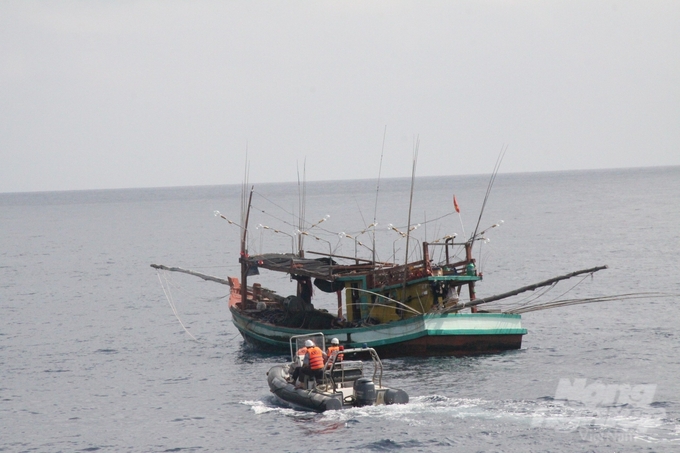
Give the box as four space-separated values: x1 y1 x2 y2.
151 157 611 357
267 333 408 412
224 232 531 357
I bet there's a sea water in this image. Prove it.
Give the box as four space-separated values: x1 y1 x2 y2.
1 167 679 452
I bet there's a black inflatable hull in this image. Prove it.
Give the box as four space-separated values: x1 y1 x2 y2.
267 365 343 412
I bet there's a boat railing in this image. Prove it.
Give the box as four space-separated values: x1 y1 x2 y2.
322 347 383 390
324 360 363 385
425 239 478 274
288 332 325 361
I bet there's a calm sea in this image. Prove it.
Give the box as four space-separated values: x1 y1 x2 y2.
1 167 679 452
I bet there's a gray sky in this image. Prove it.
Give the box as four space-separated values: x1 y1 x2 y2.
1 1 678 193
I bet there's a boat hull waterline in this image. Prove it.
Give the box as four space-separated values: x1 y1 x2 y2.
232 307 526 357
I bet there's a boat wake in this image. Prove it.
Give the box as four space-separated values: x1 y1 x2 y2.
242 397 300 416
242 394 680 443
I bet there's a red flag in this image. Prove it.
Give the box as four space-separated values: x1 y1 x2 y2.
453 195 460 213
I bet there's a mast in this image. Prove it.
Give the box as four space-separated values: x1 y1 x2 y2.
465 241 477 312
401 137 419 301
372 125 387 266
297 160 306 258
240 186 254 306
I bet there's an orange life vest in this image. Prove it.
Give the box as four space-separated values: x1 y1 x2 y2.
327 346 343 362
307 346 324 370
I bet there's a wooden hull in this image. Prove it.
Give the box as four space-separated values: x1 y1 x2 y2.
230 306 526 357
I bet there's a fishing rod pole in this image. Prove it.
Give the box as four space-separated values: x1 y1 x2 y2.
444 265 609 312
150 264 231 285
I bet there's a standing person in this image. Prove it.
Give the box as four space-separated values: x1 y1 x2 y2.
296 339 326 388
326 338 344 363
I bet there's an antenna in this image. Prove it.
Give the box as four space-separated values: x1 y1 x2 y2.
240 144 249 231
404 135 419 264
297 159 307 256
401 135 419 301
371 125 387 264
470 145 507 244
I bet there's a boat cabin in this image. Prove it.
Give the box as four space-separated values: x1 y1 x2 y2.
232 239 482 329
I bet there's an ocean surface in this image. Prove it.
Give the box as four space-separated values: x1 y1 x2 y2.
2 166 679 452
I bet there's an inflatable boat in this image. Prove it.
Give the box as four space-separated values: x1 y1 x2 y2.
266 333 409 412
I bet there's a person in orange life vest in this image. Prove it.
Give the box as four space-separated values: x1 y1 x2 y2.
326 337 344 363
290 345 308 383
295 346 308 364
296 339 327 387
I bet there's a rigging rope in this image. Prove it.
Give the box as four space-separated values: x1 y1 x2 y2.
504 293 673 314
495 272 604 313
157 270 199 342
507 284 556 310
544 274 591 304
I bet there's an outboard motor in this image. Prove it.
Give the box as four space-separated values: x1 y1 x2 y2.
383 388 409 405
353 377 376 407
